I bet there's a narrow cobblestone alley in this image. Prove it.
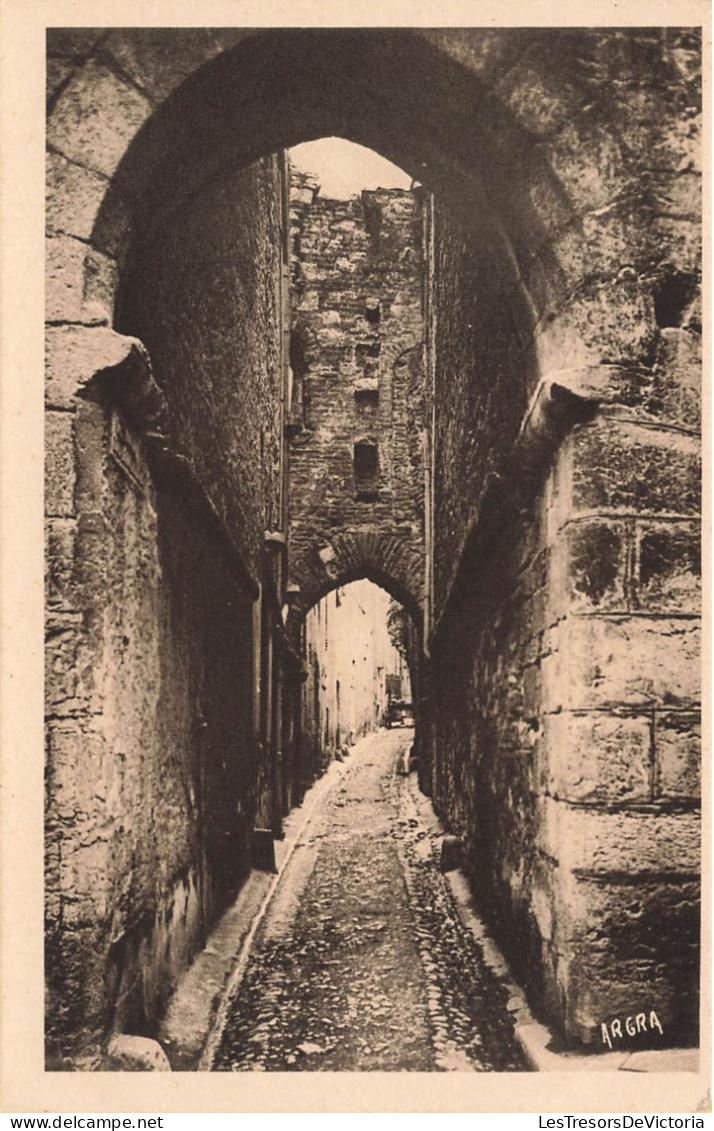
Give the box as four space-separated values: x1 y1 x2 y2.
212 729 528 1072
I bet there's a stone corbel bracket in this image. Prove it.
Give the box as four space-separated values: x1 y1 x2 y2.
79 329 169 441
430 377 598 651
508 378 598 505
78 329 259 600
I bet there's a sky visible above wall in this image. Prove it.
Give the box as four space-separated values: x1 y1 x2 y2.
289 137 412 199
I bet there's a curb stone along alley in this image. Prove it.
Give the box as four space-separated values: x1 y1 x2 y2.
44 28 702 1070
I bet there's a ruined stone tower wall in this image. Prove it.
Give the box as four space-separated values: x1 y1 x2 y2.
287 179 426 619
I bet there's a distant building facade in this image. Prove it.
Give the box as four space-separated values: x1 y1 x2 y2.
302 580 411 771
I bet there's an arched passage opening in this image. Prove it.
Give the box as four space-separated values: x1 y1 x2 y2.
297 578 419 797
45 28 701 1065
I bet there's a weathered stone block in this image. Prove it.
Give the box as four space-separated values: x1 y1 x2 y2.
650 169 702 223
47 725 105 823
83 245 118 315
46 151 108 243
74 402 108 514
536 278 658 374
46 235 117 325
421 28 522 85
46 412 76 517
46 518 77 607
45 626 99 717
571 420 700 516
521 661 542 720
46 326 101 408
561 945 698 1047
662 28 702 85
545 107 633 214
47 29 106 60
652 217 702 278
556 874 700 1044
540 799 700 875
560 519 628 613
655 711 700 800
496 49 585 137
47 58 76 104
537 330 699 433
645 104 701 174
46 235 88 324
542 615 699 712
73 513 111 597
546 710 652 804
103 29 247 105
92 186 135 271
524 166 574 240
554 208 664 304
45 325 153 410
48 62 152 179
650 327 701 430
106 1034 171 1071
529 868 555 944
635 521 700 613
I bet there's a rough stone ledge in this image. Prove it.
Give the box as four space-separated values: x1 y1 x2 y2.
571 610 701 620
570 868 700 885
561 510 704 523
542 795 701 817
158 871 272 1070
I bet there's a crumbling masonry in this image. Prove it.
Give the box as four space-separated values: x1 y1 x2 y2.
45 28 701 1067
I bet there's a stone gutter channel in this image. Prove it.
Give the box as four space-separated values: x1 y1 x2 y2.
136 732 698 1075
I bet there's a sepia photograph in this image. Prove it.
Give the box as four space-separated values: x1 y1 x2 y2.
0 3 709 1115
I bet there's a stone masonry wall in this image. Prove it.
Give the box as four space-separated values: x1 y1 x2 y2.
118 156 286 578
429 204 539 618
425 32 701 1046
46 156 286 1067
287 176 425 617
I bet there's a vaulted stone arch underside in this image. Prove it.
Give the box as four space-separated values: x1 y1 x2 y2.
289 527 424 631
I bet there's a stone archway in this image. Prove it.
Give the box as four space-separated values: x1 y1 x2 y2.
289 528 424 632
45 28 701 1061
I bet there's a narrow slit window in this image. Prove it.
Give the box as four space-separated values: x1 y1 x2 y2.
354 440 379 501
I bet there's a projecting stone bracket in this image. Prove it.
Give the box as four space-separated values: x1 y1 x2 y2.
431 376 598 648
79 328 169 437
264 530 287 549
508 378 598 502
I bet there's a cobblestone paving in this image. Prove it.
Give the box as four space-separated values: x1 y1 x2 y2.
213 729 528 1072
